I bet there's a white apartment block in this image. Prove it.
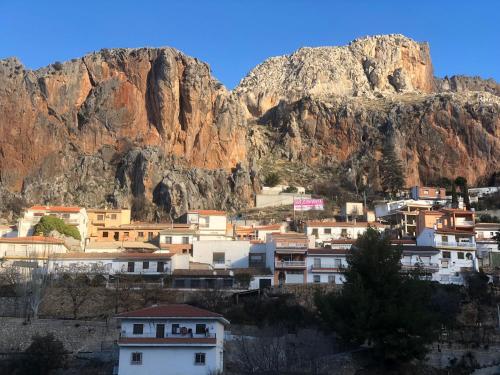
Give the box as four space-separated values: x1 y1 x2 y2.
186 210 230 241
307 248 348 284
18 206 88 249
191 240 250 269
417 228 477 284
0 236 68 259
305 221 385 247
117 304 229 375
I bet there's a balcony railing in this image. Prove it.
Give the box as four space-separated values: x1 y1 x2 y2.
401 262 439 272
120 331 216 339
455 220 474 226
275 260 306 268
435 241 476 249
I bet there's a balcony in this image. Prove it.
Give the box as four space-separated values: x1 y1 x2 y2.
401 262 439 272
310 265 343 273
455 220 474 227
119 331 217 346
435 241 476 249
275 260 306 268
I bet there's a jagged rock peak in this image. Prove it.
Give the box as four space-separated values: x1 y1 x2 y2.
234 34 434 116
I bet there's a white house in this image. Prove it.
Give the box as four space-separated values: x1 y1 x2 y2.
48 252 172 276
191 240 251 269
0 236 68 258
305 221 385 247
18 206 88 249
416 227 477 284
400 246 441 281
117 304 229 375
307 248 348 284
186 210 230 241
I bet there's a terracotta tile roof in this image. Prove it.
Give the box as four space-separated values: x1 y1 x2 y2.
257 224 283 230
436 228 475 235
250 240 264 244
308 248 348 255
159 244 192 254
400 246 439 254
118 337 216 345
476 223 500 229
117 304 226 320
29 205 82 213
0 236 65 245
306 221 385 228
323 239 355 244
188 210 226 216
86 241 159 250
87 208 127 213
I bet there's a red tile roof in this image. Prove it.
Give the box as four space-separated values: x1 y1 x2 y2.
117 304 228 323
436 228 475 235
118 337 216 345
50 252 171 260
0 236 65 245
188 210 226 216
29 205 81 213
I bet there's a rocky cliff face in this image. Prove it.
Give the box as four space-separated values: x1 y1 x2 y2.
0 35 498 218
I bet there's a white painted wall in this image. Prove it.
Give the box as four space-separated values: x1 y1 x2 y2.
306 224 383 245
0 242 67 258
306 255 347 284
192 241 250 269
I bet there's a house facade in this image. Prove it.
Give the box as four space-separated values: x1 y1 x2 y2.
266 232 308 285
307 248 347 284
410 186 447 201
305 221 385 247
186 210 229 241
87 208 131 239
117 304 229 375
0 236 68 258
17 206 88 248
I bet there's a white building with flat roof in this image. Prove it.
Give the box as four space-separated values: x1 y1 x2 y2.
117 304 229 375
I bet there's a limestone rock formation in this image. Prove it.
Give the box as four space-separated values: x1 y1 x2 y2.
0 35 498 218
235 34 434 117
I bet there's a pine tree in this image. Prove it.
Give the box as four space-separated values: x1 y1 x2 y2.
379 141 405 195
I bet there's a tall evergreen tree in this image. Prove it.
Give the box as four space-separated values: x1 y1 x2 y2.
315 228 442 365
379 141 405 196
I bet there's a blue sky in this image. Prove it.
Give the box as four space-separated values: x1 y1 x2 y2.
0 0 498 89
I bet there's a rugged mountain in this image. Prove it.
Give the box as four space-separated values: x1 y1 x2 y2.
0 35 498 218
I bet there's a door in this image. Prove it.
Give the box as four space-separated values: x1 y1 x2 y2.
156 324 165 338
259 278 271 289
157 261 164 272
127 262 134 273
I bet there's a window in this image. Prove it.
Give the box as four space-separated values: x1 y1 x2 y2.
328 275 335 284
195 324 206 334
131 352 142 365
341 229 348 238
124 231 129 238
313 258 321 268
213 252 225 264
138 232 144 238
111 214 117 220
441 261 449 269
157 261 165 273
97 214 104 221
182 236 189 244
195 353 206 365
466 253 473 260
171 323 180 334
313 275 321 283
114 232 119 241
128 262 135 272
102 231 108 238
440 275 450 282
442 235 448 243
442 251 451 259
62 213 70 219
143 261 149 269
148 232 153 240
164 236 172 244
457 252 464 260
311 228 318 238
133 324 143 335
334 258 342 268
324 228 331 234
423 189 429 195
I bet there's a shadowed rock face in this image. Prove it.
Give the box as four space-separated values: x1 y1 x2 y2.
0 35 499 218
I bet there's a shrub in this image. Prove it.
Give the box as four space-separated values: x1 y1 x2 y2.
17 333 67 375
33 216 81 240
264 172 281 187
53 61 63 71
283 185 298 193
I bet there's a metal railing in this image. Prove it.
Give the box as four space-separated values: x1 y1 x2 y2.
401 262 439 271
120 331 216 339
435 241 476 248
275 260 306 268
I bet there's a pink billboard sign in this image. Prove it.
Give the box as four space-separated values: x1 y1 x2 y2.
293 198 324 211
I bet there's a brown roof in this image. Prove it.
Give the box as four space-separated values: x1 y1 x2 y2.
0 236 65 245
307 221 385 228
117 304 226 320
118 337 216 345
323 239 355 244
308 248 348 255
476 223 500 229
188 210 226 216
436 228 475 235
29 205 81 213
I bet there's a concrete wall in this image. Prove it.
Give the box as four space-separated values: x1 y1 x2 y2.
192 241 250 269
255 193 311 208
